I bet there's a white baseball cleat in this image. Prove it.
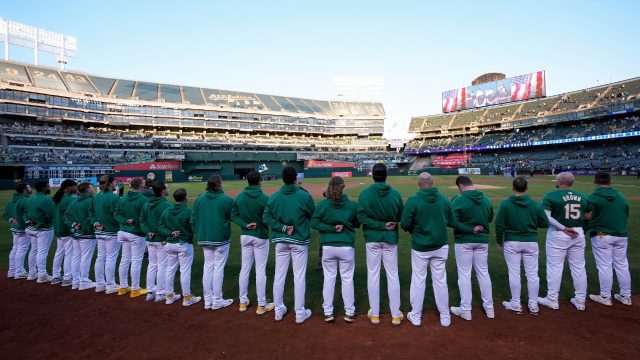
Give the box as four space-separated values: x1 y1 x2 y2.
537 296 559 310
614 294 632 306
154 294 166 303
211 299 233 310
165 293 182 305
502 301 523 314
483 306 495 319
182 295 202 307
78 282 96 291
407 312 421 327
145 292 156 301
450 306 472 321
37 275 53 283
295 309 312 324
440 313 451 327
570 298 585 311
275 306 288 321
589 294 612 306
528 301 540 316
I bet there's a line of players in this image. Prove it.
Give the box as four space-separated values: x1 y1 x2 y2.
3 164 632 326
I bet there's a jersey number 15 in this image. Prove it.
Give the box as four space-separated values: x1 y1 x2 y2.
564 204 581 220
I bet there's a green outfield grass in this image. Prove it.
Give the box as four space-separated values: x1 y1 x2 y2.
1 175 638 314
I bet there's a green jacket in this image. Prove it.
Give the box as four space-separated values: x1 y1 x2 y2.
53 194 75 237
190 190 233 246
311 194 359 247
451 190 494 244
357 182 403 244
587 187 628 237
401 187 474 252
495 194 549 244
140 196 172 242
231 185 269 239
64 193 96 239
25 192 55 230
91 188 120 236
114 191 148 236
541 189 591 228
263 184 315 245
159 203 193 244
3 193 30 233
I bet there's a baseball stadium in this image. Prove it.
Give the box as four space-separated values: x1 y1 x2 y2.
1 3 639 359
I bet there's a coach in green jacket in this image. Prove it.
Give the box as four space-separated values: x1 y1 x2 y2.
91 175 121 294
51 179 77 286
264 166 315 324
25 181 55 282
64 182 96 290
357 163 403 326
3 183 31 279
191 176 234 310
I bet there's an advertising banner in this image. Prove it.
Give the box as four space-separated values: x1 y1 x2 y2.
187 175 204 182
458 168 482 175
305 160 356 169
331 171 353 178
442 71 546 113
114 176 145 185
113 161 180 171
49 177 98 188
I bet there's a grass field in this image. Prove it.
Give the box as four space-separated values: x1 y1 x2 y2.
1 175 638 314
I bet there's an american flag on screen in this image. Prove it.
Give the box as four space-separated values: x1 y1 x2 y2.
442 87 466 113
511 71 545 101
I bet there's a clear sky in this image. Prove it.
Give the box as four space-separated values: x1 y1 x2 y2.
3 0 640 138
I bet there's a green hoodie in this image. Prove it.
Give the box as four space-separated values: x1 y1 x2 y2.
91 188 120 236
53 194 75 237
263 184 315 245
451 190 494 244
311 194 360 247
140 196 172 242
495 194 549 244
114 191 148 236
231 185 269 239
3 193 30 233
587 187 628 237
190 190 233 246
401 187 475 252
64 193 96 239
25 192 55 230
159 203 193 243
357 182 403 244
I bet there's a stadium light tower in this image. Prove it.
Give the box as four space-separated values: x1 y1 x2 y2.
0 18 77 70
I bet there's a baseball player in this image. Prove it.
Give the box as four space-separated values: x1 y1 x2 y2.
450 176 495 320
495 177 549 314
92 175 122 294
538 172 591 311
158 188 201 307
24 181 55 283
311 176 359 323
587 172 632 306
114 178 149 298
51 179 78 286
401 172 481 327
3 182 32 279
263 166 315 324
140 181 172 302
64 182 97 290
357 163 404 326
191 176 234 310
231 171 274 314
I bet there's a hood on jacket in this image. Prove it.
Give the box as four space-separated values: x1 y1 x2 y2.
509 194 533 207
372 182 391 197
169 202 187 216
417 187 439 203
77 193 93 202
280 184 299 195
205 190 224 200
147 196 168 209
10 193 28 204
592 187 617 201
330 194 349 209
125 191 145 202
244 185 264 198
462 190 484 204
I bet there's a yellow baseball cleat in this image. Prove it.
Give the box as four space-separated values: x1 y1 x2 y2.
117 287 131 296
392 312 404 326
367 309 380 325
256 302 275 315
129 288 149 298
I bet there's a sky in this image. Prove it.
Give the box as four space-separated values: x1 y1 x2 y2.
2 0 640 139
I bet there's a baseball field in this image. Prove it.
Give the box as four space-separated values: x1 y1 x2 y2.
0 174 638 359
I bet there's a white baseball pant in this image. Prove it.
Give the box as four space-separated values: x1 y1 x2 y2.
8 232 29 277
72 238 96 288
118 231 147 290
545 227 587 303
409 246 449 321
239 235 270 307
52 236 74 280
366 242 401 318
591 235 631 298
26 228 54 278
454 243 493 312
273 243 308 318
165 242 194 296
203 243 230 307
322 245 355 316
95 235 120 290
146 241 167 296
503 241 539 306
